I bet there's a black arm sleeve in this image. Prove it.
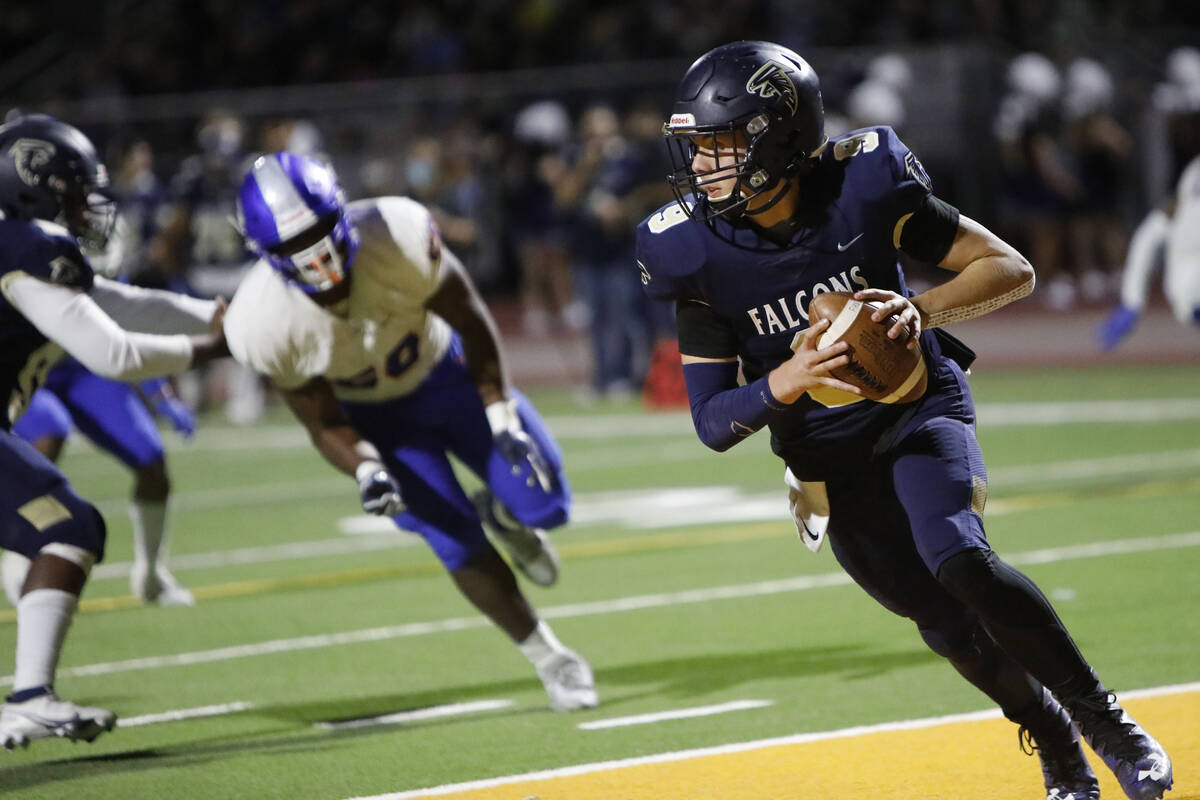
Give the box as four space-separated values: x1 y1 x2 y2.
676 299 739 359
898 194 960 265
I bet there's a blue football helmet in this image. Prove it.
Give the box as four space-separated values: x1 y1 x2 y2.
664 41 826 223
0 114 116 250
236 152 358 293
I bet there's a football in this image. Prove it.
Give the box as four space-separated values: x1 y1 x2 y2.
806 291 928 405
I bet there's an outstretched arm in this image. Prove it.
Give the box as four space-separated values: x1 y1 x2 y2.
279 376 381 476
911 213 1035 328
278 377 403 516
3 275 228 379
856 211 1035 346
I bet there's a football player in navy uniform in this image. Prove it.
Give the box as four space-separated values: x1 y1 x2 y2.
4 368 198 607
637 42 1172 800
0 114 227 749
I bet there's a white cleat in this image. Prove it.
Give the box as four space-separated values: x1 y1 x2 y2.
0 691 116 751
494 526 559 587
474 490 560 587
131 563 195 606
536 649 598 712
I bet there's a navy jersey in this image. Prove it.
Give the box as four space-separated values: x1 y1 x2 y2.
0 219 94 429
636 127 967 478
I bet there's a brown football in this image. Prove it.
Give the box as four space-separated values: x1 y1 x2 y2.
806 291 928 405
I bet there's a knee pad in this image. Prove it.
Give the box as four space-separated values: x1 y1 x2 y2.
936 547 998 603
41 495 107 568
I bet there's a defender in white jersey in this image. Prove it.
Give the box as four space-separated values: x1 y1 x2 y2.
1098 154 1200 349
226 152 596 712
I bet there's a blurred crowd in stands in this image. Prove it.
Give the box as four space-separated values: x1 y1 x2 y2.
3 3 1199 409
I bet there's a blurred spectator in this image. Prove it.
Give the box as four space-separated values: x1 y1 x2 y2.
92 140 170 287
151 109 263 423
505 100 586 336
845 78 907 131
1061 57 1133 303
1145 46 1200 203
558 104 661 400
993 52 1082 309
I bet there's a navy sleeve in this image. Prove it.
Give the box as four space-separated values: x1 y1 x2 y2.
880 126 935 222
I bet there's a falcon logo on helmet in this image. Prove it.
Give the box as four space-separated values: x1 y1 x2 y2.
745 62 798 116
9 139 56 187
0 115 117 250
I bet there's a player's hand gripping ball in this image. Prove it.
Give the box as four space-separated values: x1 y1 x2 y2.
807 291 927 404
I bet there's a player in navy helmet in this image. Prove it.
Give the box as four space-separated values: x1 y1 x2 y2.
225 152 597 712
0 114 228 749
638 41 1171 800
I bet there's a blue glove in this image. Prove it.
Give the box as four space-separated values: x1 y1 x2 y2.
156 396 197 438
1096 304 1140 351
487 399 553 492
141 378 197 438
355 461 405 516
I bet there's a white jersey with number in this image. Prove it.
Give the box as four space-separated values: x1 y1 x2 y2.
224 196 452 402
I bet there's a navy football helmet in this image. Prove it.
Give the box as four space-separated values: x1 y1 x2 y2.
664 41 826 222
236 152 358 293
0 114 116 249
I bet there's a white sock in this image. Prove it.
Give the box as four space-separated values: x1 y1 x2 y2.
517 620 564 665
130 499 168 571
12 588 77 693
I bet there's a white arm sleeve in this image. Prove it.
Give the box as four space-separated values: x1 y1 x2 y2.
2 273 194 380
1119 208 1170 310
90 275 217 334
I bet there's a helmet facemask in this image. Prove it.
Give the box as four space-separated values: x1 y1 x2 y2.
662 42 828 232
666 112 784 222
59 163 117 250
262 211 356 293
236 152 359 295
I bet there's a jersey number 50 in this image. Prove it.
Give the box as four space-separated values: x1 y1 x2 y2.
334 332 420 390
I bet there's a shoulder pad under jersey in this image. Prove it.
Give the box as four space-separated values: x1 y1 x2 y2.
825 125 934 219
635 199 710 301
0 219 94 291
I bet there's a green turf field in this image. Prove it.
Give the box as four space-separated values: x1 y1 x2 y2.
2 364 1198 799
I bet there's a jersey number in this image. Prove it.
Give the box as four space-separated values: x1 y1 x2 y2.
833 131 880 161
332 333 421 391
647 204 690 234
9 341 64 422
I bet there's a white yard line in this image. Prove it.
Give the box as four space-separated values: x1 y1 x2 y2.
577 699 773 730
86 445 1200 574
92 532 421 580
313 699 515 730
8 531 1198 688
343 681 1200 800
59 398 1200 463
117 701 256 728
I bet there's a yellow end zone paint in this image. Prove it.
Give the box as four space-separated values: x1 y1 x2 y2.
381 690 1199 800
